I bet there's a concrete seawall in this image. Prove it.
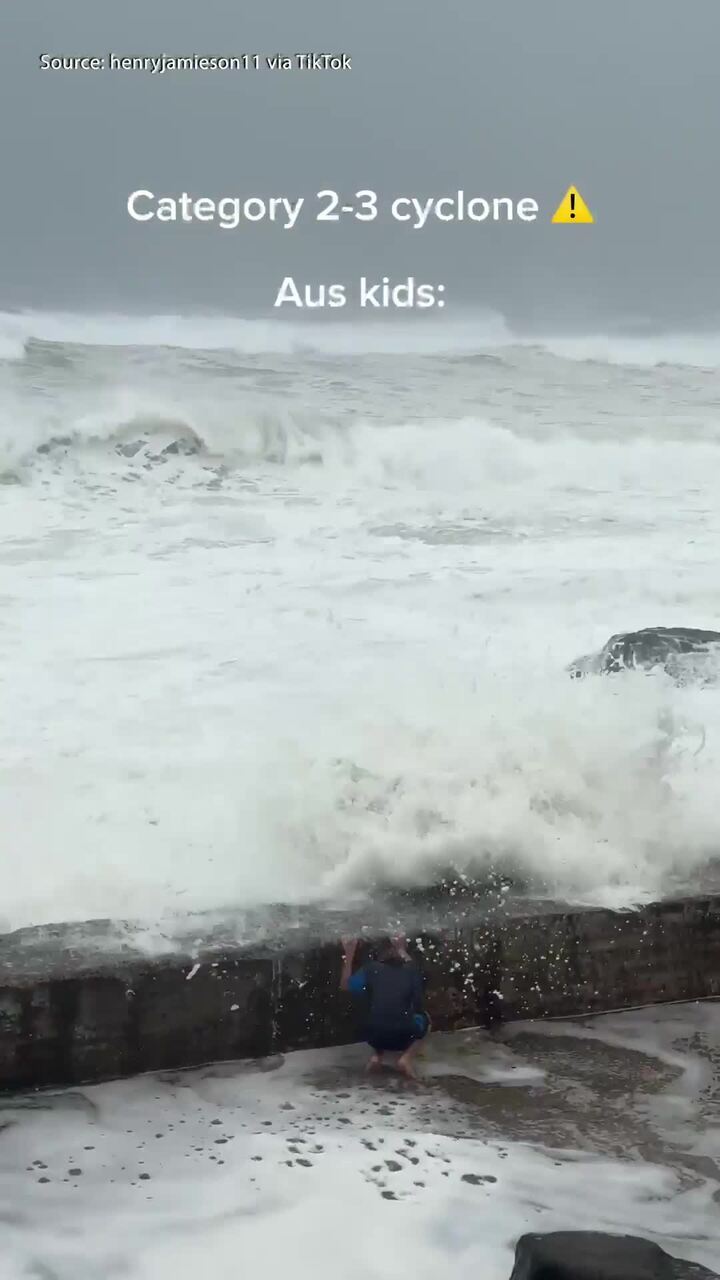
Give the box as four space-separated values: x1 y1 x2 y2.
2 893 720 1091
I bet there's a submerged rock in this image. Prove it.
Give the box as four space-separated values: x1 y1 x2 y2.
510 1231 718 1279
36 435 74 455
569 626 720 684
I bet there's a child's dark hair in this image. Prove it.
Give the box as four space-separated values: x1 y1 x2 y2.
375 937 404 965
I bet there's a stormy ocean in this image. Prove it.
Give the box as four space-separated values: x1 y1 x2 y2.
3 311 720 1278
2 309 720 935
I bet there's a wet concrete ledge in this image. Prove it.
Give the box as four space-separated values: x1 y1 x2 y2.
1 893 720 1091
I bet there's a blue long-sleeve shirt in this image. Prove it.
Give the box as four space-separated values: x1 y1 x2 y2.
348 960 425 1032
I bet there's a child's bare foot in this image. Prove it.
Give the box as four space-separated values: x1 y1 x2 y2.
366 1053 383 1072
396 1053 418 1081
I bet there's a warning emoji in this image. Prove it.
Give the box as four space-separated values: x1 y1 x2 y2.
551 187 594 224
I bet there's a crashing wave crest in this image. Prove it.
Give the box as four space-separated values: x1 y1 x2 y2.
5 308 720 368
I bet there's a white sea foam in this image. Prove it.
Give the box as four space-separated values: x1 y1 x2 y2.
1 322 720 932
534 330 720 369
1 1006 718 1279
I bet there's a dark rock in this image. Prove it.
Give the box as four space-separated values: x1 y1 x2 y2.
569 626 720 684
509 1232 718 1279
160 436 202 457
36 436 73 456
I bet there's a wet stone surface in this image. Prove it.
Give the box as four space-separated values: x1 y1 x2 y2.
1 1004 718 1277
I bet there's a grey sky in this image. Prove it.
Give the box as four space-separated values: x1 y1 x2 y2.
1 0 718 329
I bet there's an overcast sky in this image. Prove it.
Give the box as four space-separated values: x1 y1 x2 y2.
1 0 718 330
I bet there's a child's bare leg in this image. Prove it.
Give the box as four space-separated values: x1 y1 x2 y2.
397 1040 422 1079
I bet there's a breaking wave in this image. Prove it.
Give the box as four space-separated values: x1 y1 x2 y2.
4 410 720 496
266 667 720 909
0 308 512 359
5 308 720 368
2 309 720 932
